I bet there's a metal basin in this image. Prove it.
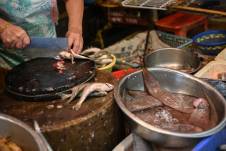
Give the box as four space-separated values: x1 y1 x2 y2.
114 68 226 148
0 113 48 151
144 48 201 74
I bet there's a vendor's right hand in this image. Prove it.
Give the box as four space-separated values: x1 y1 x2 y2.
0 24 30 49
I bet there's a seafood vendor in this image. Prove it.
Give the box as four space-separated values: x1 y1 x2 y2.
0 0 83 54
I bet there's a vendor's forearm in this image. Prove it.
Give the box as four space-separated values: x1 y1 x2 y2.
65 0 84 33
0 18 11 34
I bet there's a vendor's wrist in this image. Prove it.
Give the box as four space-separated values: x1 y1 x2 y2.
68 26 82 34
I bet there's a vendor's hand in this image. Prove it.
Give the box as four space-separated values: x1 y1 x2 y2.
66 30 83 54
0 24 30 49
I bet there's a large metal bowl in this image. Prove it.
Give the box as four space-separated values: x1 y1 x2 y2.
144 48 202 74
114 68 226 148
0 113 49 151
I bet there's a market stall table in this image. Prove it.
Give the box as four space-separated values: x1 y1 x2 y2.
0 71 122 151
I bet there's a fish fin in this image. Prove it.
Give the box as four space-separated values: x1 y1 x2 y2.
66 84 87 104
73 92 89 110
72 84 95 110
59 93 71 101
72 103 82 111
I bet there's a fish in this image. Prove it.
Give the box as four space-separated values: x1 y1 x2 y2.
81 47 101 56
59 50 74 64
125 90 163 112
60 83 111 104
65 83 89 104
189 98 210 129
72 83 114 110
94 51 111 58
135 107 202 133
59 50 89 64
95 54 109 60
142 68 194 113
135 107 179 125
95 58 113 65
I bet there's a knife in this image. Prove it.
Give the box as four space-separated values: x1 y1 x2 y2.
28 37 68 50
18 37 68 60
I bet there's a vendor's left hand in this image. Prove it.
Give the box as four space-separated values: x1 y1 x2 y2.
66 30 83 54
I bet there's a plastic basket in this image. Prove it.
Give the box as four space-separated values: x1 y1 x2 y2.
192 30 226 56
157 31 192 48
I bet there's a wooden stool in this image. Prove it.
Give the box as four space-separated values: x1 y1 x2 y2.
155 12 208 37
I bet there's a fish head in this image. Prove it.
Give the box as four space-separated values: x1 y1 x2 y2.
104 83 114 91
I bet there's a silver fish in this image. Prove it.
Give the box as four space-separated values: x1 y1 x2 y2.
95 58 113 65
59 50 89 64
81 48 101 55
72 83 114 110
95 54 109 60
94 51 111 58
65 83 89 104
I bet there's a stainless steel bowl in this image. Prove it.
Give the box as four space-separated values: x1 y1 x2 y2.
144 48 201 74
0 113 49 151
114 68 226 148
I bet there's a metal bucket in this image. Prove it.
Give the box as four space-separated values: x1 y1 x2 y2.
144 48 202 74
114 68 226 148
0 113 49 151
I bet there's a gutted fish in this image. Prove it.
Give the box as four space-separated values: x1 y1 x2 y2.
135 107 179 126
142 68 194 113
135 107 202 133
125 90 163 112
189 98 210 129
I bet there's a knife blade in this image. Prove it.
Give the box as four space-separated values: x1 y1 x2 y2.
28 37 68 50
18 37 68 60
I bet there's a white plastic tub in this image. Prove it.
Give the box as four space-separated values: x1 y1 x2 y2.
195 61 226 80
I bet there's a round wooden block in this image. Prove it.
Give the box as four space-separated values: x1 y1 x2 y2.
0 71 122 151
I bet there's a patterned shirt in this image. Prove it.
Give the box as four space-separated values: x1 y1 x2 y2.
0 0 58 37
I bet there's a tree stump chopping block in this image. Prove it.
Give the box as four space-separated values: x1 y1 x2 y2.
0 71 122 151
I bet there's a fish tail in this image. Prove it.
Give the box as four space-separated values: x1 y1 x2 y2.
72 87 91 110
59 93 71 101
66 91 79 104
142 68 160 95
66 84 89 104
72 103 82 111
